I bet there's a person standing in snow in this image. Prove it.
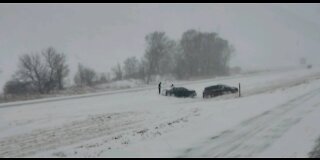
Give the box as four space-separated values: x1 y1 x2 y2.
158 82 162 94
171 84 174 88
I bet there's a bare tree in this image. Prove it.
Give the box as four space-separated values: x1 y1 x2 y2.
9 47 70 94
74 64 97 87
99 73 107 83
111 63 123 81
96 72 110 84
144 31 174 83
123 56 139 79
42 47 69 91
159 40 177 76
180 29 233 78
16 53 48 94
74 65 83 87
137 58 148 81
173 50 188 79
4 79 33 95
180 29 201 77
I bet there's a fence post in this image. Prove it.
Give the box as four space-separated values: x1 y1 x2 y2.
239 83 241 97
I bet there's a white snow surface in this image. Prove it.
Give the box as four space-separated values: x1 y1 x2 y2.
1 67 320 157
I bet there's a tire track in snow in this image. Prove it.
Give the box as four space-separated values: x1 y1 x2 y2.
0 112 147 158
181 87 320 158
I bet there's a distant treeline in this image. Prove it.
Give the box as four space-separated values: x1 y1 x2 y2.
3 29 234 95
114 29 234 83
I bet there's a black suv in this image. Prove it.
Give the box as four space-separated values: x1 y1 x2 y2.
203 84 238 98
165 87 197 98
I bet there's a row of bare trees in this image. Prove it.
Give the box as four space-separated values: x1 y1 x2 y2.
74 64 110 87
4 47 69 95
3 47 111 96
3 29 234 95
112 29 234 83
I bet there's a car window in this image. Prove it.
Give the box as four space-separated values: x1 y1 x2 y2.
180 88 187 91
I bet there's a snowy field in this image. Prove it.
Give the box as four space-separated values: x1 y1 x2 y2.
1 67 320 157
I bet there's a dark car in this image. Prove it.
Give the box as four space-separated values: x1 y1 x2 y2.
165 87 197 98
203 84 238 98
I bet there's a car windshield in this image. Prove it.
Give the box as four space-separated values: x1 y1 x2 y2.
175 87 187 91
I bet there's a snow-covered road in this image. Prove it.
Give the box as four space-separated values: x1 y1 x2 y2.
1 67 320 157
182 86 320 157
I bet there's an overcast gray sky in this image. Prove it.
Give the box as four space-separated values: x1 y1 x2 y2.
1 3 320 88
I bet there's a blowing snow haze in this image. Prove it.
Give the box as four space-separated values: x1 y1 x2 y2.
3 3 320 158
1 3 320 90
